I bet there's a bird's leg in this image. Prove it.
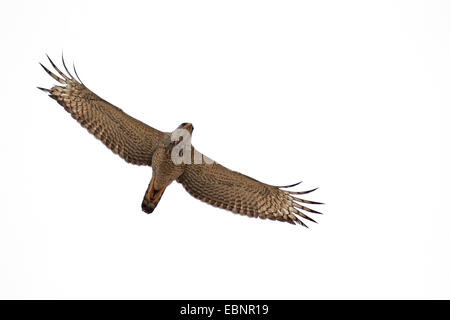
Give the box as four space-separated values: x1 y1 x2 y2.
141 177 167 214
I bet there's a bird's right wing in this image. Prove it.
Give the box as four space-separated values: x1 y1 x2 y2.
39 56 164 166
177 152 322 227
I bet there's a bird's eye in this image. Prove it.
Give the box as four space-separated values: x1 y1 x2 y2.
179 149 183 157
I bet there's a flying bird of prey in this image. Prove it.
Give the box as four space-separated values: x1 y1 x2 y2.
38 56 323 227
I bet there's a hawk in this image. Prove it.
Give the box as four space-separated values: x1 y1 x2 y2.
38 55 323 227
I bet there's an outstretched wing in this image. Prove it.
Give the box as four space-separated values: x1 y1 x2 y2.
38 56 164 166
177 153 323 227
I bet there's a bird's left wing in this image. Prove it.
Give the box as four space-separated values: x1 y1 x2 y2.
38 56 164 166
177 153 323 227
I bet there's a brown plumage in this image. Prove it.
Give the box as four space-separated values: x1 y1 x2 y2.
39 55 323 227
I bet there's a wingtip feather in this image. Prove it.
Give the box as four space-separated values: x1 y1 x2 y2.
37 86 50 92
276 181 303 188
289 187 319 195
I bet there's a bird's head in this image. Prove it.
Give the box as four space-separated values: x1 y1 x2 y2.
160 122 195 163
177 122 194 135
163 122 195 147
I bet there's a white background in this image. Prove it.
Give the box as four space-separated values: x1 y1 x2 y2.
0 0 448 299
